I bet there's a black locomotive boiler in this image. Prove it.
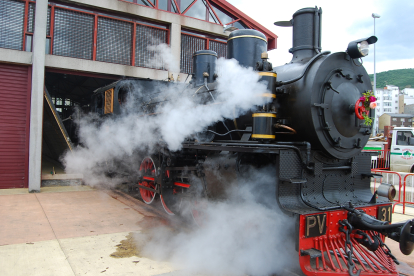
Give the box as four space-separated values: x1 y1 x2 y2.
91 7 414 276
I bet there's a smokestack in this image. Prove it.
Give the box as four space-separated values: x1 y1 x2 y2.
290 7 322 61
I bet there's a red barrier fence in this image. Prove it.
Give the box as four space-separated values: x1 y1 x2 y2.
402 174 414 214
371 169 414 214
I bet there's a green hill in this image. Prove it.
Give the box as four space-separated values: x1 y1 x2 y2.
369 68 414 90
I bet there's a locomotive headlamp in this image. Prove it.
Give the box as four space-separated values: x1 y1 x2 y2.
347 36 377 59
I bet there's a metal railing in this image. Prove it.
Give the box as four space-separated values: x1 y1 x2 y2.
402 174 414 214
371 169 414 214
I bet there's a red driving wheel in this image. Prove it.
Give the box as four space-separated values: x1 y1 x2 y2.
138 157 157 204
355 99 369 120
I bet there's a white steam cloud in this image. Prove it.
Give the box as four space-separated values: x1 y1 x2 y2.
137 167 298 276
63 53 271 185
146 43 180 73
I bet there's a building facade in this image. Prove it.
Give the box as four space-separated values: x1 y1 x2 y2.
374 85 400 133
404 104 414 115
0 0 277 191
378 113 414 132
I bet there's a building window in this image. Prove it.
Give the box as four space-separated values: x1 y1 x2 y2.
53 8 95 60
0 0 25 51
180 30 226 74
401 118 405 122
135 24 169 69
392 118 397 121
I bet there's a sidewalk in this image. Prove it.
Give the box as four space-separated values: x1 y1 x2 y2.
0 186 178 276
0 186 413 276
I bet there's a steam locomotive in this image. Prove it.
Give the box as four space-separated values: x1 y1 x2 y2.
92 7 414 276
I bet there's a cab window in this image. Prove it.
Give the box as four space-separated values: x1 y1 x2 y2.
396 131 414 145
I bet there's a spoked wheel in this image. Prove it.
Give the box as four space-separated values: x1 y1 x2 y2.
160 170 191 216
138 157 158 204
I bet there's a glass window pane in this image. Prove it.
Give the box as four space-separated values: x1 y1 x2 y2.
171 0 179 13
208 8 218 23
45 38 51 54
138 0 152 6
185 0 207 20
65 99 71 106
212 5 233 25
181 0 194 13
56 98 62 105
25 35 32 52
158 0 168 10
234 21 248 29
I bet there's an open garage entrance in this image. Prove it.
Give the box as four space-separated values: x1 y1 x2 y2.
42 70 118 181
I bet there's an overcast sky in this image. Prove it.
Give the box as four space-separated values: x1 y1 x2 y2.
226 0 414 75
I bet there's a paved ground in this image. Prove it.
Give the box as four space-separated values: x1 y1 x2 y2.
0 186 178 276
0 186 413 276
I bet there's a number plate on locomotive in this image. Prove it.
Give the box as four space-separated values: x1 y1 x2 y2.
305 214 327 238
378 205 392 223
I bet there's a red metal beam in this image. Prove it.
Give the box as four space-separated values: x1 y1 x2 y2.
23 0 29 51
93 14 98 61
147 0 155 8
49 5 55 54
172 0 181 14
182 0 196 15
205 0 222 25
224 18 240 26
132 23 136 66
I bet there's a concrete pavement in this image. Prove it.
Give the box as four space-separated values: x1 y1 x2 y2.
0 186 178 276
0 186 413 276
